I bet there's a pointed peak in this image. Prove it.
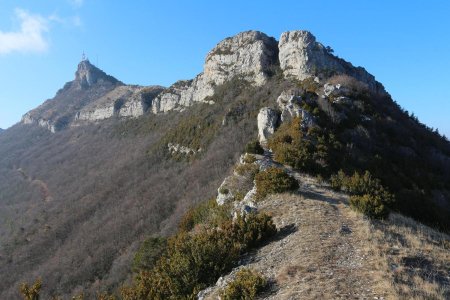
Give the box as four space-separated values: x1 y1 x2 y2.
74 58 121 89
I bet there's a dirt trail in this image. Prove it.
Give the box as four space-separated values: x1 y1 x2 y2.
204 174 394 299
257 187 393 300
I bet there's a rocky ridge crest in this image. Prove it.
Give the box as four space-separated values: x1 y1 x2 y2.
21 30 385 132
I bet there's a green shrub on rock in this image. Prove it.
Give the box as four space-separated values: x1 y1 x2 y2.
268 117 317 172
234 163 260 180
254 167 299 200
220 268 267 300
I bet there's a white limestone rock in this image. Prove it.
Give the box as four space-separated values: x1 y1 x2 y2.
75 85 164 122
204 30 278 86
73 59 120 89
243 185 257 204
21 113 56 133
216 179 235 206
21 113 34 125
257 107 280 145
279 30 384 94
167 143 200 156
119 86 164 117
276 90 316 128
279 30 340 81
38 119 56 133
152 80 195 113
152 31 278 113
76 86 141 121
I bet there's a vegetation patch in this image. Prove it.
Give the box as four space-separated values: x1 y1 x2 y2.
244 140 264 155
220 268 267 300
234 163 260 180
132 237 167 273
121 211 276 299
178 198 231 233
254 167 299 200
242 154 257 164
268 117 342 175
160 106 221 157
331 170 394 219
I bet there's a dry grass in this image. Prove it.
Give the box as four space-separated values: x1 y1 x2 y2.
201 171 449 300
358 212 450 300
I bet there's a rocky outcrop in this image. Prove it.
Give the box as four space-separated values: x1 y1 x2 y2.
74 59 120 89
279 30 384 94
75 86 164 122
216 181 235 206
152 31 278 113
152 80 195 113
215 173 253 206
167 143 200 156
276 90 316 128
21 113 56 133
118 86 163 117
204 30 278 86
21 58 164 131
257 107 280 145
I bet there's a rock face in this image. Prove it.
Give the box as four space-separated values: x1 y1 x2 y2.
203 30 278 86
279 30 384 94
75 86 164 122
257 107 280 145
152 31 278 113
74 59 120 89
276 90 316 128
119 86 163 117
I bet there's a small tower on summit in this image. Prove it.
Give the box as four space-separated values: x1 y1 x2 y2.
81 51 88 62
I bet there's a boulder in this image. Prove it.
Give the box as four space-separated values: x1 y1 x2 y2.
257 107 280 145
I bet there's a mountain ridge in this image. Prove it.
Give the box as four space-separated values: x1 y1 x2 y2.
0 29 449 299
20 30 385 132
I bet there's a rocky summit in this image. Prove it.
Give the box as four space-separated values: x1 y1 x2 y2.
1 29 449 299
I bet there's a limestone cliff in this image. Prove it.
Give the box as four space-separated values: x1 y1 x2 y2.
279 31 385 94
152 31 278 113
21 30 387 132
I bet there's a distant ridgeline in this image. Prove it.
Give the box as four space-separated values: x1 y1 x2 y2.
0 30 448 298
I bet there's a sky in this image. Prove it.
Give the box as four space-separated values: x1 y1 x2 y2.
0 1 449 137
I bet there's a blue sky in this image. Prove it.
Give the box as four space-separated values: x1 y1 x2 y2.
0 0 449 137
